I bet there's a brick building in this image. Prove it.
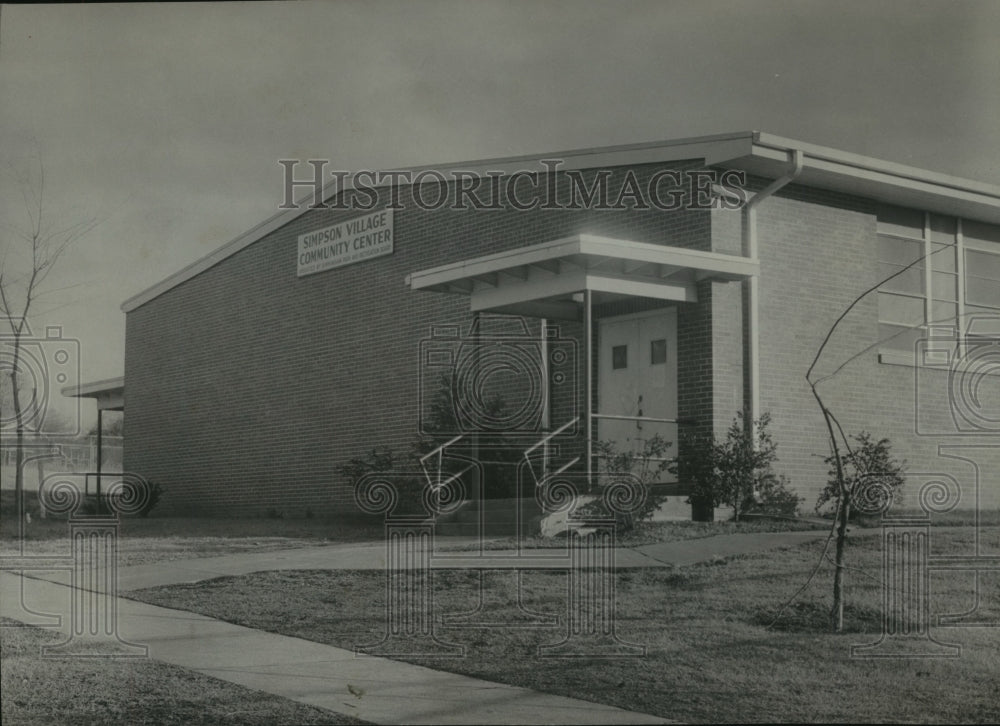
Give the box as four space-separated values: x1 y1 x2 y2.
112 131 1000 518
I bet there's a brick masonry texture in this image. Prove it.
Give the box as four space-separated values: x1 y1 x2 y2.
125 161 718 516
752 183 1000 511
125 162 1000 517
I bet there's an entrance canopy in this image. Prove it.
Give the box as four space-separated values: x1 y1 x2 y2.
62 377 124 499
407 235 758 489
62 377 124 411
405 234 758 319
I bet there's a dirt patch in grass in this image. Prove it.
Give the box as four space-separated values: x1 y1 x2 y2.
128 528 1000 724
1 618 367 725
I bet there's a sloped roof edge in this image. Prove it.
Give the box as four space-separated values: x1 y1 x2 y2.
121 131 1000 313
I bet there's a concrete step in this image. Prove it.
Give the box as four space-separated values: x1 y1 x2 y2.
439 497 542 518
434 521 536 538
434 499 545 537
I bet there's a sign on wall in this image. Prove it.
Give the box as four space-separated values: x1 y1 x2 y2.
297 209 394 277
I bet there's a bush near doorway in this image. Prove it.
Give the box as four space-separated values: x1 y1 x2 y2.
581 434 673 532
674 412 801 522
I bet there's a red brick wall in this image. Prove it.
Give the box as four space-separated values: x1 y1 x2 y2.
753 184 1000 511
126 161 999 518
124 161 717 516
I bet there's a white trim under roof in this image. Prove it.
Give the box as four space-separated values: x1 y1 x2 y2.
121 131 1000 313
62 377 124 411
405 234 757 318
721 132 1000 224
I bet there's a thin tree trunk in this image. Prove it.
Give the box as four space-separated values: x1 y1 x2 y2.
811 386 850 633
832 497 850 632
11 362 24 521
33 409 46 517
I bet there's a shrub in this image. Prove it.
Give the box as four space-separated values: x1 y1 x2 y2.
817 432 905 519
673 412 794 521
674 428 719 519
581 434 672 532
714 412 785 521
747 473 802 518
413 374 522 499
338 445 396 482
337 446 426 516
128 479 163 518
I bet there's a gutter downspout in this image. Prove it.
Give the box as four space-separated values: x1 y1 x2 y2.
744 148 804 427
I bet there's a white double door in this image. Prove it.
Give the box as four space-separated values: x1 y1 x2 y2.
597 309 678 458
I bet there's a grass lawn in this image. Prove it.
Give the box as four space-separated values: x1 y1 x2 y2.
128 528 1000 724
0 618 367 725
0 510 384 567
445 517 825 551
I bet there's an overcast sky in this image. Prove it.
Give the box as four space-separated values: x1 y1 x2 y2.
1 0 999 428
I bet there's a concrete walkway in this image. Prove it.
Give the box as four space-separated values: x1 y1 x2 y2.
0 571 665 725
105 529 835 590
1 530 838 725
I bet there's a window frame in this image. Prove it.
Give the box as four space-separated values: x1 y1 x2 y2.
877 210 1000 366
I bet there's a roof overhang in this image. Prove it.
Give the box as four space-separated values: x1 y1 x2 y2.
62 376 124 411
405 234 757 319
121 131 1000 313
709 132 1000 225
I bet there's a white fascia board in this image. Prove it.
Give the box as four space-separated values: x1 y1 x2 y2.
120 207 305 312
741 133 1000 223
61 376 124 398
121 133 757 313
575 235 758 279
409 235 757 293
754 132 1000 198
468 267 696 313
585 272 697 303
124 129 1000 313
408 235 584 291
470 268 589 312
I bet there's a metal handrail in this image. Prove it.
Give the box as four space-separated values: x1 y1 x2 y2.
522 417 581 488
419 434 465 491
522 416 579 460
592 413 682 424
424 462 479 494
420 434 486 491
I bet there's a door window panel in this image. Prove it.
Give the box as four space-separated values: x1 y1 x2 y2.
612 344 628 370
650 338 667 365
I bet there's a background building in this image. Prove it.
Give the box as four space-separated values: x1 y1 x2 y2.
118 132 1000 518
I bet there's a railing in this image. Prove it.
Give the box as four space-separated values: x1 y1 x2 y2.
522 417 581 488
1 437 123 472
591 413 681 424
416 414 690 493
591 413 688 482
418 434 480 496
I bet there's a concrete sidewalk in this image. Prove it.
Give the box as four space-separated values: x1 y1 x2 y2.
1 570 668 725
106 529 834 591
1 529 839 725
